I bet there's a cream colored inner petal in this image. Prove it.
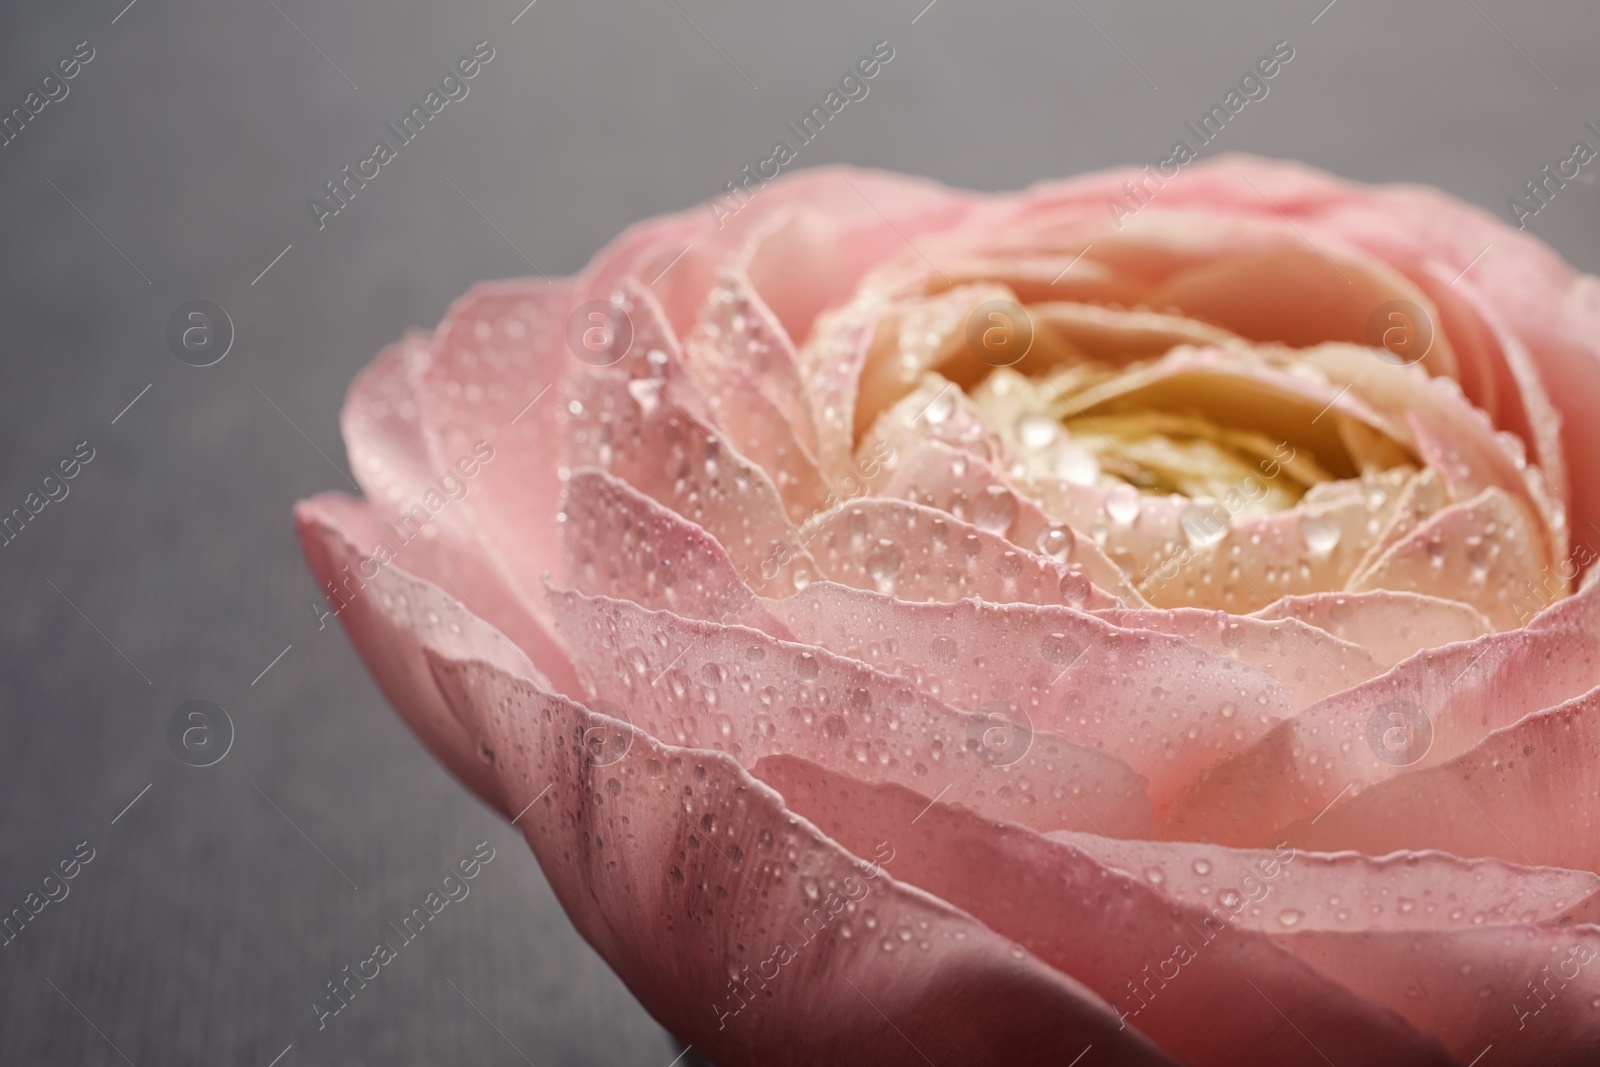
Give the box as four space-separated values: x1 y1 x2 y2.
967 350 1417 522
1058 411 1328 512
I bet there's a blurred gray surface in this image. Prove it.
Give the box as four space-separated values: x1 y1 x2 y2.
0 1 1596 1064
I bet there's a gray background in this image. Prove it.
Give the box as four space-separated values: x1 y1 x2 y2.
1 0 1596 1064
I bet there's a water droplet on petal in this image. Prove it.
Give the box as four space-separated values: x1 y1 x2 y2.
1181 502 1229 548
1302 513 1342 556
626 376 663 413
866 539 903 582
1035 525 1074 560
1105 485 1141 526
972 486 1017 534
1017 414 1059 449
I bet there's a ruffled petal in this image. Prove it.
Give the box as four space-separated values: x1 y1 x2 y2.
430 657 1178 1066
879 437 1148 604
804 498 1125 609
756 754 1455 1067
1093 606 1382 710
1168 586 1600 845
413 280 577 627
1251 590 1492 668
1348 487 1548 630
294 493 542 812
763 582 1291 811
1287 682 1600 874
548 589 1157 838
559 467 789 637
1049 833 1598 933
566 365 815 595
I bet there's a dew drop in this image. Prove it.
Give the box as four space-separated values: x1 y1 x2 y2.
1105 485 1141 526
626 376 664 413
1301 513 1342 556
1035 525 1074 561
973 486 1018 534
866 539 903 581
1017 414 1059 449
1181 502 1229 548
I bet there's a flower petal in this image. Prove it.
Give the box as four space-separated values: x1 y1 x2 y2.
1349 468 1452 572
1093 606 1382 711
764 582 1291 812
1418 265 1568 511
294 493 542 813
1348 487 1549 630
412 280 576 628
1251 590 1492 668
1151 229 1455 375
687 266 820 458
566 367 816 595
862 375 1004 471
1286 681 1600 874
337 334 578 690
1031 301 1242 364
1049 833 1598 933
1167 585 1600 846
559 466 790 637
429 657 1178 1067
547 588 1157 838
1302 343 1564 574
805 497 1125 609
1277 926 1600 1065
591 166 974 343
756 754 1456 1067
880 436 1148 604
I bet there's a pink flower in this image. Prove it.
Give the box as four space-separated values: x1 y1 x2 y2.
296 156 1600 1065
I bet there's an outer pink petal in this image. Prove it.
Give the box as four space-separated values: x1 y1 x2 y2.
559 467 790 637
337 332 577 691
1048 833 1598 933
1287 682 1600 874
756 754 1455 1067
1168 585 1600 845
804 497 1124 609
587 166 974 342
429 657 1178 1067
547 588 1157 839
1251 591 1492 668
294 493 541 813
1094 606 1382 711
736 170 975 344
1279 926 1600 1065
411 280 578 647
763 582 1291 812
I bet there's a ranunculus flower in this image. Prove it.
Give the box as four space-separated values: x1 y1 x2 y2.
296 156 1600 1065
